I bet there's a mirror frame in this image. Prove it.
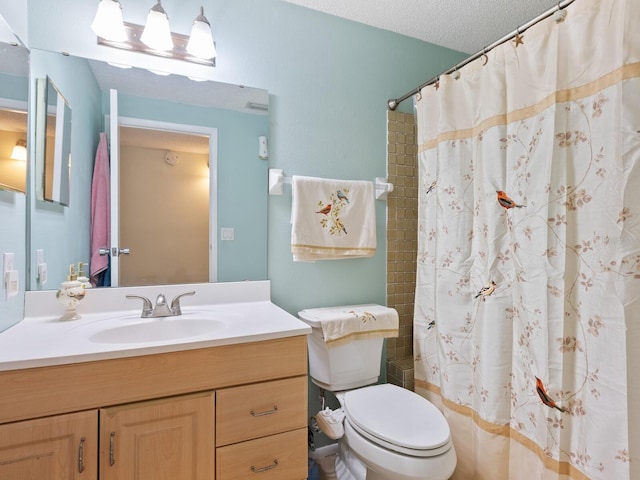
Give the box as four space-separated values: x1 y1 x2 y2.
34 75 72 206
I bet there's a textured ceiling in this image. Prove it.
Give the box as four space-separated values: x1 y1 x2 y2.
283 0 561 54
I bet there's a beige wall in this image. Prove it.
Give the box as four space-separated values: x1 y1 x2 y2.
119 145 209 286
386 110 418 390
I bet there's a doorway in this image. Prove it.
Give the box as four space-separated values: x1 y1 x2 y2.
108 104 218 287
118 125 211 286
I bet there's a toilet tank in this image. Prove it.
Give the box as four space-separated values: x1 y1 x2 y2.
298 305 388 391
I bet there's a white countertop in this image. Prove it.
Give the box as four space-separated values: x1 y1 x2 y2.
0 281 311 372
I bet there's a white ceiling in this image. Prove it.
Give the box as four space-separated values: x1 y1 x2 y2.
120 126 209 155
283 0 562 54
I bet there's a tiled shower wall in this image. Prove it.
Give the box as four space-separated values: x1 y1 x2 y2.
385 110 418 391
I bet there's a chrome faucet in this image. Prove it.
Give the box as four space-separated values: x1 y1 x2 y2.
126 291 196 318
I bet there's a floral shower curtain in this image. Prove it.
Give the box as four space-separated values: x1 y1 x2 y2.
413 0 640 478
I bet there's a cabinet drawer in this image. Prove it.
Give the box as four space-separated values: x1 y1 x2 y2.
216 376 307 446
216 428 307 480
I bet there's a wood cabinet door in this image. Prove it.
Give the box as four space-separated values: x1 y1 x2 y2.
0 410 98 480
100 392 215 480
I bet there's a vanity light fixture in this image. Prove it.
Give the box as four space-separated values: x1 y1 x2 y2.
92 1 216 66
10 139 27 161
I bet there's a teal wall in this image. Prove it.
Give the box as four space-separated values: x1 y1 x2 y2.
115 94 269 282
28 49 102 290
225 2 467 315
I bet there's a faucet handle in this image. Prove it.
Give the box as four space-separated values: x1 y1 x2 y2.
126 294 153 317
170 291 196 315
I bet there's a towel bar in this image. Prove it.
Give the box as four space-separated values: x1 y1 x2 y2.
268 169 393 200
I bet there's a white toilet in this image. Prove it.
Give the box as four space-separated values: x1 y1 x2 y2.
299 305 457 480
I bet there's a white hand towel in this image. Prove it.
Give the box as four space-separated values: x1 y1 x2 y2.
291 176 376 262
299 304 399 348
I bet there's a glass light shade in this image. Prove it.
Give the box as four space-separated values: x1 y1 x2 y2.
187 8 216 59
10 140 27 161
91 0 126 42
141 2 173 51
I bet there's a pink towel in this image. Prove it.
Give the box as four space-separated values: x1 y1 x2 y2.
90 132 110 286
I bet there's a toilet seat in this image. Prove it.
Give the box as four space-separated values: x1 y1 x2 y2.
342 384 452 457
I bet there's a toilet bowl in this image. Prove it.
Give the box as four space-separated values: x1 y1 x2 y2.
299 305 457 480
335 384 456 480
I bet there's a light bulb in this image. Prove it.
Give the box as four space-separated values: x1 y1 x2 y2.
91 0 126 42
186 7 217 59
141 1 173 51
10 140 27 161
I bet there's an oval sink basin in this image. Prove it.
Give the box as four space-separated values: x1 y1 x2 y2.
89 318 223 344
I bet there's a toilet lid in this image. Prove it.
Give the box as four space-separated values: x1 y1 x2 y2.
343 384 451 453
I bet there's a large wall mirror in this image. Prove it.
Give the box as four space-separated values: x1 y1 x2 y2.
28 48 269 291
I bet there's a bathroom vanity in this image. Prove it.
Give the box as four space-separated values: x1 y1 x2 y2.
0 281 311 480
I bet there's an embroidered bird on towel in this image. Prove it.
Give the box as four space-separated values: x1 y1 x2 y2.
316 204 332 215
535 377 568 413
348 310 377 324
337 190 350 204
474 280 496 299
496 190 525 209
336 218 347 235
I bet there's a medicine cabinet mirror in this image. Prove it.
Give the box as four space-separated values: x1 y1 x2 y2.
35 75 72 206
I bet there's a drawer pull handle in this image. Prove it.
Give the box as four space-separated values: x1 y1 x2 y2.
78 436 86 473
251 459 279 473
250 405 278 417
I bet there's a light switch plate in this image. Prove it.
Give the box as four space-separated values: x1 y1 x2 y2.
3 252 14 277
220 228 235 241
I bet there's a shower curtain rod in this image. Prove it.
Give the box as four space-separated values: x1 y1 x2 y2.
387 0 576 110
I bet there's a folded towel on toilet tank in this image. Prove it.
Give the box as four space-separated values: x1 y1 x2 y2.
299 304 399 348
